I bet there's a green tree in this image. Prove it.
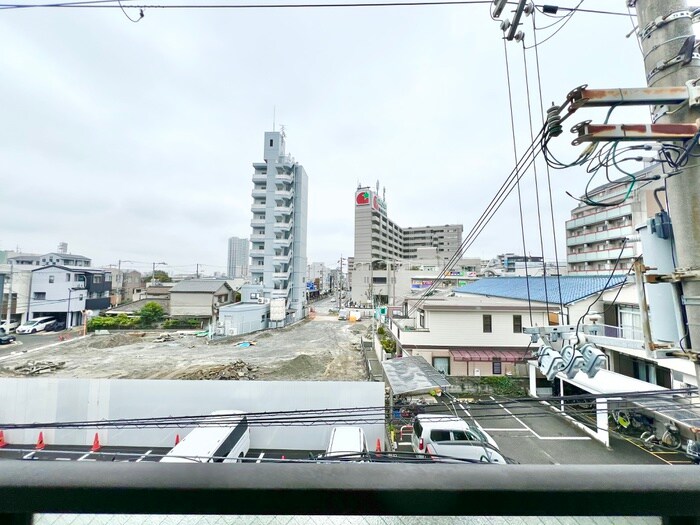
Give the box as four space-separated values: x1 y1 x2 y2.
142 270 171 283
138 301 165 327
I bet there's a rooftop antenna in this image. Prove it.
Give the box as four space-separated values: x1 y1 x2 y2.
376 180 380 193
272 105 276 131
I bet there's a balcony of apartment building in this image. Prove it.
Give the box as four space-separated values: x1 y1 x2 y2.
250 244 266 258
251 199 267 214
274 218 294 232
251 187 267 199
275 171 293 183
252 169 267 182
273 235 292 248
567 244 635 264
251 214 266 228
274 203 293 217
273 250 291 264
566 204 633 230
275 186 293 199
251 231 266 243
566 222 633 247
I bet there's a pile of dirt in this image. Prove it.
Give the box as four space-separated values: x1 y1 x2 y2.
261 354 328 380
86 333 144 350
178 361 258 380
322 351 366 381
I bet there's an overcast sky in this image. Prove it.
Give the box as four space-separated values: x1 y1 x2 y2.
1 0 653 275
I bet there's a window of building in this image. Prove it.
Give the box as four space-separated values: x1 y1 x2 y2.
419 310 425 328
33 292 46 300
492 359 502 375
93 275 103 284
513 315 522 334
483 314 492 333
269 139 273 147
105 274 112 282
48 275 54 283
432 357 450 375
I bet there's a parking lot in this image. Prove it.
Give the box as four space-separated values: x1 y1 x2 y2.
395 397 681 465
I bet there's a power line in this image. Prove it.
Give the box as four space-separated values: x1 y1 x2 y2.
0 1 637 13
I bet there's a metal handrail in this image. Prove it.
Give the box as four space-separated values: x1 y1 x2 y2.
1 462 699 519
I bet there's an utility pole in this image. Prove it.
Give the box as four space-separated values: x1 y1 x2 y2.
337 255 345 309
636 0 700 376
4 262 12 327
196 264 200 279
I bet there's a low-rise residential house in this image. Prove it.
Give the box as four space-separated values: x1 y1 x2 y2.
111 270 143 306
390 295 550 377
169 279 236 322
37 252 91 267
27 266 112 327
132 282 174 302
389 276 631 378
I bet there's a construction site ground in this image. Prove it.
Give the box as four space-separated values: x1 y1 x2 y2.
0 298 369 381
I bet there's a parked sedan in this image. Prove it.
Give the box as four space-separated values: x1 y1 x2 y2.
45 321 66 332
0 334 16 345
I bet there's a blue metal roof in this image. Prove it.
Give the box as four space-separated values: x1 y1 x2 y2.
453 275 628 305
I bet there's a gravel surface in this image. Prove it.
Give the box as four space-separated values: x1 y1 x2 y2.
0 302 370 381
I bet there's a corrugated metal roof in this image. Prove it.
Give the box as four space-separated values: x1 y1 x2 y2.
170 280 230 293
381 356 451 396
454 276 628 305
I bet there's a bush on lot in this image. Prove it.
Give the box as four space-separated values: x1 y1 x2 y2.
87 314 138 331
479 376 526 397
162 318 202 329
376 325 386 336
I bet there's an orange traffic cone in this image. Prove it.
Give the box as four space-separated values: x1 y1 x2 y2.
375 438 382 452
36 432 45 450
91 433 101 452
0 430 6 448
175 434 180 445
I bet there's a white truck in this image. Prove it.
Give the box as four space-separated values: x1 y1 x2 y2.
411 414 508 464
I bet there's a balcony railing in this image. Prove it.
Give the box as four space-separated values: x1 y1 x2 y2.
1 462 699 523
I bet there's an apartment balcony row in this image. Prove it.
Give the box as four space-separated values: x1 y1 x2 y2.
274 205 293 216
251 203 267 213
251 218 266 227
251 233 266 242
252 171 267 183
566 204 633 230
566 224 634 247
567 246 636 263
274 220 294 232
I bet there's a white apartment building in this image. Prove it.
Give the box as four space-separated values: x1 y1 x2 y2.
353 184 463 264
249 131 308 324
227 236 249 279
566 167 662 275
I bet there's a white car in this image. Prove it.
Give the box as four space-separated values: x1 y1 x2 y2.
0 320 19 333
16 317 55 334
411 414 506 464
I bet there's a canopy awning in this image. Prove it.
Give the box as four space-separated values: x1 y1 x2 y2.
450 348 530 362
381 356 451 396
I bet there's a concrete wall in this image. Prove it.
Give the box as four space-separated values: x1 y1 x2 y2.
170 292 214 318
0 379 385 451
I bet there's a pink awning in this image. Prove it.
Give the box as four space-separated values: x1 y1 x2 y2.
450 348 529 362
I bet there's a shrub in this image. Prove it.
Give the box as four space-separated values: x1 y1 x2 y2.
87 314 138 332
479 376 526 397
376 325 386 336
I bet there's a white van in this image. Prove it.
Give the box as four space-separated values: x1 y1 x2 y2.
324 426 368 459
160 410 250 463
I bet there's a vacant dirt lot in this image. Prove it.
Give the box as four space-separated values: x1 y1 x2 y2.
0 307 370 381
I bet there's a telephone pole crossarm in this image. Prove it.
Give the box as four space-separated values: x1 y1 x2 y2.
571 121 699 144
